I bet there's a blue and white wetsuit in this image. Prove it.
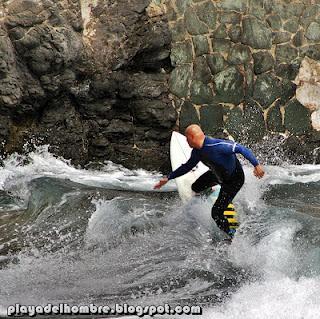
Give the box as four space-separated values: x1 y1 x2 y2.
168 136 259 183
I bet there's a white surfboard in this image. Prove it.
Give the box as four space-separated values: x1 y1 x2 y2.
169 131 221 203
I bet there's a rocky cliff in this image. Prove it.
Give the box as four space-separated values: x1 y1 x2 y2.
0 0 175 170
0 0 319 171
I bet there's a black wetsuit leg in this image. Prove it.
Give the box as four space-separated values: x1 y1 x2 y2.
211 162 245 234
191 171 219 193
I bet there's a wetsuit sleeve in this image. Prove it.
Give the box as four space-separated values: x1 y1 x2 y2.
167 150 200 180
233 143 259 167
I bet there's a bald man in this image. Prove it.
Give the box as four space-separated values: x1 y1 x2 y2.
154 124 265 238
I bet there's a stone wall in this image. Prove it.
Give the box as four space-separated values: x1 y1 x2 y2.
0 0 319 170
166 0 320 150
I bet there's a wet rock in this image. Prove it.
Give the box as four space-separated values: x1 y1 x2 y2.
266 102 285 132
175 0 192 15
0 115 10 138
78 101 113 120
105 119 134 137
242 99 266 142
200 104 224 135
185 7 208 35
266 14 282 30
244 63 255 97
242 16 272 49
190 80 214 105
169 64 192 98
300 44 320 61
253 51 275 74
275 63 300 80
293 30 305 47
0 27 22 113
217 0 247 12
224 106 245 140
248 0 266 19
228 25 242 43
171 41 193 65
294 57 320 130
78 78 102 101
118 73 168 99
195 1 217 29
283 20 299 33
3 0 320 170
193 56 212 83
282 132 320 165
193 36 209 56
284 99 311 135
273 2 290 20
263 0 274 14
228 44 252 65
302 5 320 19
131 100 176 128
272 31 292 44
253 73 282 108
275 44 298 63
207 53 227 75
213 66 244 105
305 22 320 41
287 3 305 17
213 24 228 39
179 101 199 130
280 79 296 104
171 19 187 42
220 12 241 24
211 38 232 54
35 98 90 165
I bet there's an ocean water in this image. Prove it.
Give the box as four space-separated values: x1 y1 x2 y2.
0 146 319 318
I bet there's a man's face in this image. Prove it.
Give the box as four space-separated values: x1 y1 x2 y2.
186 134 196 148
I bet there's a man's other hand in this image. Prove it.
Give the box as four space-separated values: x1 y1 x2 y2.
254 164 265 179
154 177 169 189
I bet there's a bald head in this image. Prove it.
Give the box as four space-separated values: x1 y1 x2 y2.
185 124 205 149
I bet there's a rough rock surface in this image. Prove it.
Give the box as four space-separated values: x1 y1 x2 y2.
0 0 175 171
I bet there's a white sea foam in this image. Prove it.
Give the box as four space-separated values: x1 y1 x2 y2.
200 276 320 319
0 145 319 197
266 164 320 185
0 147 320 319
0 306 6 317
0 145 176 201
193 165 320 319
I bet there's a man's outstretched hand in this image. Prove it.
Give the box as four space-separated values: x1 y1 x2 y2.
154 177 169 189
254 164 265 179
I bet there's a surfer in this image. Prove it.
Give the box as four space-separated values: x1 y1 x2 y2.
154 124 265 237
